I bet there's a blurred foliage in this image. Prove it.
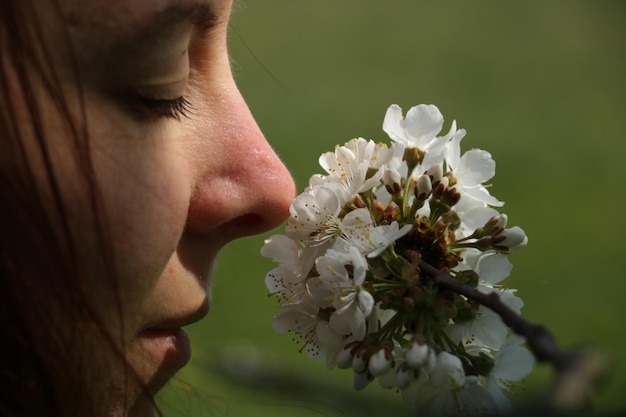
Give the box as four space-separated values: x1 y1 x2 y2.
160 1 626 415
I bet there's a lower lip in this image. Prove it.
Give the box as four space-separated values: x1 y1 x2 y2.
137 328 192 381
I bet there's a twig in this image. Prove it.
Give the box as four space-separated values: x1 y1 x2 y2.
418 259 570 368
419 259 609 413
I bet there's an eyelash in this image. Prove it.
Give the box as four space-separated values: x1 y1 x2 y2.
139 96 193 120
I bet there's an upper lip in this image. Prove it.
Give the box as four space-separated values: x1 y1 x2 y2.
139 298 209 333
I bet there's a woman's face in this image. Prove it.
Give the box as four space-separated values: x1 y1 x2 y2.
35 0 295 414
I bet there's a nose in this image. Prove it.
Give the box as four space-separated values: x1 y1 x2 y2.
184 90 296 241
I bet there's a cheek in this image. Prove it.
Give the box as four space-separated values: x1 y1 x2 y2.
90 121 192 305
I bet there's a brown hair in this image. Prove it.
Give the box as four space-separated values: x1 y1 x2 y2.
0 0 149 415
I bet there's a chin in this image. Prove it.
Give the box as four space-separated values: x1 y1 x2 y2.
131 327 193 393
102 330 193 417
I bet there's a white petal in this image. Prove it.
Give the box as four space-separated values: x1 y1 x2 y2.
340 209 374 251
457 149 496 185
429 352 465 389
473 306 509 348
349 245 369 285
460 207 501 230
462 186 504 207
495 344 534 381
444 127 464 171
349 308 367 340
261 235 297 264
500 290 524 314
329 309 353 336
477 253 513 285
485 375 512 413
494 335 535 380
271 302 317 334
264 265 293 294
357 290 375 316
403 104 444 146
382 104 407 143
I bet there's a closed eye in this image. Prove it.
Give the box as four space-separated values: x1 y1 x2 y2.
138 96 193 120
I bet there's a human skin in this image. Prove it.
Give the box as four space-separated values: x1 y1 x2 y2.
21 0 296 415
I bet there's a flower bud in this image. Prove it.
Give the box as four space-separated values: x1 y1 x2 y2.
352 350 368 373
368 348 393 377
441 211 461 229
383 169 403 195
336 346 354 369
492 226 528 253
414 175 432 201
455 270 479 287
405 340 430 369
353 194 367 208
479 214 508 237
443 186 461 207
396 364 416 389
372 200 385 216
353 370 372 391
425 164 443 187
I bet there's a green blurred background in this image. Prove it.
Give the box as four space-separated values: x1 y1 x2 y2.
159 1 626 415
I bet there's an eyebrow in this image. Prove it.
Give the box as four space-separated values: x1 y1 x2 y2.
140 1 227 38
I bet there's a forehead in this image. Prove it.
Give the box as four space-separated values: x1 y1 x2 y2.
60 0 230 39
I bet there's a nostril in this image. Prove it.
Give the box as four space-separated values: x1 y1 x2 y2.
235 213 264 228
231 207 292 237
229 214 275 239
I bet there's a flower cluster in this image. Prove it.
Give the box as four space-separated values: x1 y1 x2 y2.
262 104 534 416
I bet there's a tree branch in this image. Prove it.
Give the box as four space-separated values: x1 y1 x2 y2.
418 259 570 369
419 259 607 412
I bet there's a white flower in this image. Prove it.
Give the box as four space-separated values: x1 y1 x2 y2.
264 102 533 417
400 351 500 417
383 104 442 148
272 290 343 363
476 252 513 286
448 252 521 349
317 138 397 203
456 206 501 240
343 137 397 169
317 246 374 340
383 104 458 168
261 234 320 302
403 352 498 416
428 351 466 390
445 131 503 208
332 208 412 258
485 335 535 414
287 185 342 244
418 380 498 417
447 303 508 349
